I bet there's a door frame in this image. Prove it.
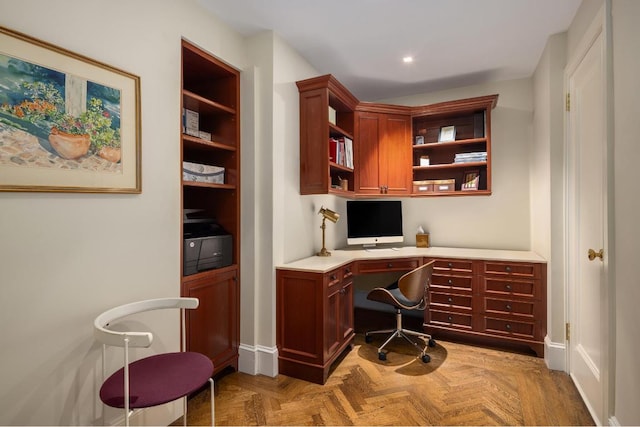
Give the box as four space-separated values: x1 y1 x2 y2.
563 3 615 425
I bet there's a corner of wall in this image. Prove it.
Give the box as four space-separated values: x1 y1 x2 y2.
544 335 566 371
238 343 278 377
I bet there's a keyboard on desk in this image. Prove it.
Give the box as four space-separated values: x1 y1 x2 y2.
365 247 400 252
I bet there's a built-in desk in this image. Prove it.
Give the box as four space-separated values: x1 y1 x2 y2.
276 247 547 384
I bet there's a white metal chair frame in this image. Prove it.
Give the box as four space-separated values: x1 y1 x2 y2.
94 297 214 426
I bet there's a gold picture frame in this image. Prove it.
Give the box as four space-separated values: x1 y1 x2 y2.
0 26 141 193
462 169 480 191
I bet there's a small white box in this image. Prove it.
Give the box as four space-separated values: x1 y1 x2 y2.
198 131 212 141
328 106 337 125
182 161 224 184
184 109 199 137
420 156 430 166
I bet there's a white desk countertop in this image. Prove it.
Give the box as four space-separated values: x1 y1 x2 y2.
276 246 547 273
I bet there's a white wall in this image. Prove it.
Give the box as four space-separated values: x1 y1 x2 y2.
531 32 567 363
0 0 246 425
612 1 640 424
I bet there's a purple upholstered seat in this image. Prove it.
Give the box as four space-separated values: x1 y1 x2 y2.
100 351 213 409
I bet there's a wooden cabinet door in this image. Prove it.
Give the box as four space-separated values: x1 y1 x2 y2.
355 111 382 194
183 267 239 375
380 113 411 194
355 111 411 194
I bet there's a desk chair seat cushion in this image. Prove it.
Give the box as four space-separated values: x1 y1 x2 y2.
100 351 213 409
367 281 423 310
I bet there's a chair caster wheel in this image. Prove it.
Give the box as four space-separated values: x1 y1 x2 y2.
428 338 436 347
378 352 386 361
365 334 373 343
421 354 431 363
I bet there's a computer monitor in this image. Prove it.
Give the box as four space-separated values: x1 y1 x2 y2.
346 200 404 247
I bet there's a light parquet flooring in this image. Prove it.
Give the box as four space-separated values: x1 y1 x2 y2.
175 334 594 426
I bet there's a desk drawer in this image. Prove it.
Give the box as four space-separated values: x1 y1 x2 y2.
432 258 474 273
431 273 473 291
483 261 541 279
430 292 472 312
428 309 473 329
483 277 538 299
325 264 354 284
482 317 536 339
356 258 420 274
484 297 535 320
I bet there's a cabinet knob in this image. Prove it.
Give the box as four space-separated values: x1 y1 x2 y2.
448 262 453 268
505 284 512 291
345 267 351 274
340 288 346 294
505 324 512 331
448 297 453 303
447 315 453 322
505 266 512 272
387 263 393 268
330 274 337 281
506 304 512 311
447 279 453 285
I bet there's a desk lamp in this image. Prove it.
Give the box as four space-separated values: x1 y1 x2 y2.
317 206 339 257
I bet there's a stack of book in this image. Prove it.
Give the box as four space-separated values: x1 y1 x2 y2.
454 151 487 163
329 136 353 168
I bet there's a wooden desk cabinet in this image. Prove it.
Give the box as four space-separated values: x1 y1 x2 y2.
276 248 546 383
424 257 546 356
276 263 355 384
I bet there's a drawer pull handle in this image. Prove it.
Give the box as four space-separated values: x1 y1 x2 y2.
345 268 351 274
506 266 512 272
505 324 512 330
448 297 453 303
447 316 453 322
387 263 393 268
448 262 453 268
506 304 512 311
330 274 337 281
447 279 453 285
505 284 512 291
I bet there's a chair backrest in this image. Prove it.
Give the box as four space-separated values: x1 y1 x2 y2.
397 260 435 304
94 297 199 348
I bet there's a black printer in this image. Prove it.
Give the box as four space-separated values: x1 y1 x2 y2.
183 210 232 276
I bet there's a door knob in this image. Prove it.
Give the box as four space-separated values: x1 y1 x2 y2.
588 248 604 261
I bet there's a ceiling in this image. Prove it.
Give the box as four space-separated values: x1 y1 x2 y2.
198 0 582 101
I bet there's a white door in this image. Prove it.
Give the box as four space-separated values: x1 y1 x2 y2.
566 13 609 426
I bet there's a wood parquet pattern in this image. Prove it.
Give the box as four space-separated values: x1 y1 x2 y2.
175 334 594 426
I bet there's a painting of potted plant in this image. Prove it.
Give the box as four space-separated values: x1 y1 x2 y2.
1 77 122 162
0 25 140 193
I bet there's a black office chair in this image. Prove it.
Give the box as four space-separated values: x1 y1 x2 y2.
365 260 436 362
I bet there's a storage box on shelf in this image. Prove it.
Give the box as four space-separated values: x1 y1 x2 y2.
180 40 240 376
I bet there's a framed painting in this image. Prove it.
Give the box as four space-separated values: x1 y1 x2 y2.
462 169 480 191
0 26 141 193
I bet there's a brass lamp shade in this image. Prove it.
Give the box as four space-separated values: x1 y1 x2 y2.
317 206 339 256
318 206 340 223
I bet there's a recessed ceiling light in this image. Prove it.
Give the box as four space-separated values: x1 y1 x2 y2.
402 56 414 63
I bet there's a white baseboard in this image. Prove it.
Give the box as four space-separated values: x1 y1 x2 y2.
544 335 566 371
238 343 278 377
609 415 620 426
